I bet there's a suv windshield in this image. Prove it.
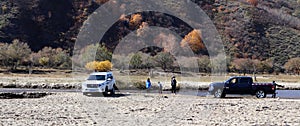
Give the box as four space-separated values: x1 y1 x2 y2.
87 75 106 80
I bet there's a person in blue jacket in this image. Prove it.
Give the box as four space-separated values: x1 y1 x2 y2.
146 78 151 91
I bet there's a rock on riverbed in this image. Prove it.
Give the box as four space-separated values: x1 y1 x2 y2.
0 92 52 99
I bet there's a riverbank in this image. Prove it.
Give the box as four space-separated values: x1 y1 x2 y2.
0 74 299 90
0 92 300 125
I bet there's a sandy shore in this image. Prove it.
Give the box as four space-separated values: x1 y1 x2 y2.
1 92 300 125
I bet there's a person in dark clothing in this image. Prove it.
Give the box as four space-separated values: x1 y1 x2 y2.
272 81 284 98
171 76 177 94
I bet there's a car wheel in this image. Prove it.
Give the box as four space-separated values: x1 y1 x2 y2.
256 90 266 98
110 85 115 96
221 92 226 98
214 89 225 98
102 87 108 96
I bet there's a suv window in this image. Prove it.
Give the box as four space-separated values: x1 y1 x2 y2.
230 78 237 84
87 75 106 80
240 78 251 84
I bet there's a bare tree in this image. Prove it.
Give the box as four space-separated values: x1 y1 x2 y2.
284 57 300 75
232 58 253 75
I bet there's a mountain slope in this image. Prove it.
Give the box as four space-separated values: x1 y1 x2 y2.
0 0 299 67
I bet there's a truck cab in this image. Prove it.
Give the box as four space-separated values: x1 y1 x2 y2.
224 77 253 94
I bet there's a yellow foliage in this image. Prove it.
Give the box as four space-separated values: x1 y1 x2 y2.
39 57 49 66
85 60 112 72
130 14 143 28
181 29 205 53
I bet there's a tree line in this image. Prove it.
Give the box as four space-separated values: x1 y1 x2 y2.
0 39 299 75
0 39 71 71
125 52 300 75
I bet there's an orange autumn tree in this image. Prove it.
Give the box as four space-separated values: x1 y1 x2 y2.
129 14 143 29
85 60 113 72
181 29 205 54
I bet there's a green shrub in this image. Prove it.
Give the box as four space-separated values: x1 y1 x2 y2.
129 53 143 69
39 57 49 67
133 81 146 90
33 47 71 69
154 52 175 71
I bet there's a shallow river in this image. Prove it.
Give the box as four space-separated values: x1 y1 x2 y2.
182 89 300 99
1 88 300 99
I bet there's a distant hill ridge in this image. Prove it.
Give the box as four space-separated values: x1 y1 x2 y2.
0 0 299 66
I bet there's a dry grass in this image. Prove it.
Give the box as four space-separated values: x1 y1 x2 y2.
227 73 300 83
1 70 299 85
113 71 300 83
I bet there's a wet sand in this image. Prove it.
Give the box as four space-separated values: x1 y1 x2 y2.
1 92 300 125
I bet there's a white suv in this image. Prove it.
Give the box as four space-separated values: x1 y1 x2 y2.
82 72 116 96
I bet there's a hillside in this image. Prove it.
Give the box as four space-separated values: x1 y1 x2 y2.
213 0 300 66
0 0 299 68
0 0 101 51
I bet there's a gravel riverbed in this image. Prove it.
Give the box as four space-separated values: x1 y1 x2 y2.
1 92 300 125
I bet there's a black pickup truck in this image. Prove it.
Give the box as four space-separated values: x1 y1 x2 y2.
208 76 283 98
